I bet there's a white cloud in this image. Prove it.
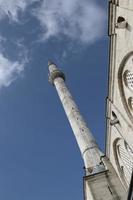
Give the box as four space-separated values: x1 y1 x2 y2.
0 53 25 88
0 36 28 88
0 0 106 89
0 0 37 21
0 0 32 88
34 0 106 44
0 0 106 43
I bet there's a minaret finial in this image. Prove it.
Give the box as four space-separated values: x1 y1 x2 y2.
48 60 54 66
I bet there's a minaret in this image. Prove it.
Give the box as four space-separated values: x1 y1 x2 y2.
48 61 103 174
48 61 127 199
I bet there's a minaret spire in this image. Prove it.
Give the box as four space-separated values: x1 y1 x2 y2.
48 61 104 173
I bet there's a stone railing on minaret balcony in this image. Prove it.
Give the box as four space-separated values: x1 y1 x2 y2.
48 61 105 174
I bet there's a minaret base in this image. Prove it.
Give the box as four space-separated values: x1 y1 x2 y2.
83 157 127 200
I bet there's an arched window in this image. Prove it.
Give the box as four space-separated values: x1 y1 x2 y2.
115 139 133 185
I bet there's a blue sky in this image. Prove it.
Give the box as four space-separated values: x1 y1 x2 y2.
0 0 108 199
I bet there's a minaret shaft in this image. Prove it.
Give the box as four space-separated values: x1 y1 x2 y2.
49 62 101 171
54 77 101 169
